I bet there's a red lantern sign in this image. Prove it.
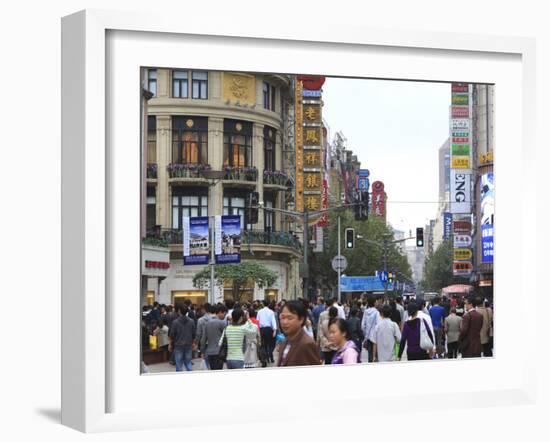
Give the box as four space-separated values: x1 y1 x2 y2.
297 75 325 90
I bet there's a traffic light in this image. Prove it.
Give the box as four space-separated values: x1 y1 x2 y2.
354 190 369 221
345 228 355 249
246 191 260 224
388 272 394 284
416 227 424 247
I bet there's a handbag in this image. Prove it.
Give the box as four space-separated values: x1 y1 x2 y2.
218 330 228 362
419 318 434 351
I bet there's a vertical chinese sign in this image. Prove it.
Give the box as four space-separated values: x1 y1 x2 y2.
296 75 325 218
371 180 386 220
480 172 494 263
450 83 473 277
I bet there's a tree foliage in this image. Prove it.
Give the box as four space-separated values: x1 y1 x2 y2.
192 261 277 302
309 211 412 293
421 240 457 292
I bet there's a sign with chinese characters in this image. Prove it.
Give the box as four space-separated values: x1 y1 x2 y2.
479 150 494 165
451 156 471 169
304 194 322 211
480 173 494 263
303 127 321 146
297 76 325 217
453 220 472 233
371 181 386 219
452 83 469 93
451 105 469 118
454 234 472 248
451 119 470 130
453 261 473 276
452 93 469 105
303 104 322 124
454 248 472 261
304 172 322 190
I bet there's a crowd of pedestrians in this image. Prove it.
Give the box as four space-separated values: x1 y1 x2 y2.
141 291 493 372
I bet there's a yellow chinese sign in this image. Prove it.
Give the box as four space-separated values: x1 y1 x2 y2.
479 150 494 165
304 151 321 167
295 81 304 212
452 156 471 169
453 248 472 261
304 195 321 211
303 128 321 145
304 172 322 190
303 105 321 123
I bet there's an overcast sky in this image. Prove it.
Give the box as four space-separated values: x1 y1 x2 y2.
322 77 451 240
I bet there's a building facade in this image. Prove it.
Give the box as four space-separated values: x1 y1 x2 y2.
141 69 303 307
472 84 495 295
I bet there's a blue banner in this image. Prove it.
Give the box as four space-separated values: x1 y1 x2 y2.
340 276 393 292
443 212 452 240
481 224 494 263
183 216 210 266
215 215 241 264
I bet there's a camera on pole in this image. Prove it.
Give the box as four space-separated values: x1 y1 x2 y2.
345 228 355 249
246 191 260 224
416 227 424 247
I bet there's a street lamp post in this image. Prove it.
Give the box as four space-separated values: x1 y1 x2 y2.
201 169 226 305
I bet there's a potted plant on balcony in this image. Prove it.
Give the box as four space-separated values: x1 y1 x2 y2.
244 166 257 181
147 163 157 179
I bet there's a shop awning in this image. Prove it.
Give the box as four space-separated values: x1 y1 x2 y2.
441 284 474 295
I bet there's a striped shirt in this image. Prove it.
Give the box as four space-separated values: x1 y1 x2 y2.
220 321 258 361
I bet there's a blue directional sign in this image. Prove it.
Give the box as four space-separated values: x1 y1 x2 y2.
358 169 370 177
340 276 393 292
358 178 370 190
378 271 388 282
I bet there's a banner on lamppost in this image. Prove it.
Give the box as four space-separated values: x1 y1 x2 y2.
183 216 210 265
215 215 241 264
480 172 494 263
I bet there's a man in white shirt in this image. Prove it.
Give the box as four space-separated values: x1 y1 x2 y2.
373 304 401 362
361 296 381 362
257 301 278 365
332 298 346 320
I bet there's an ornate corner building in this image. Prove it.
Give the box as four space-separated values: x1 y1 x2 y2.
140 69 303 307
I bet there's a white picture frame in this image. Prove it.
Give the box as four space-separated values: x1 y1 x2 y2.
61 9 538 433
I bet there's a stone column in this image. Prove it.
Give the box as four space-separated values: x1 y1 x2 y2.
274 130 283 230
156 115 171 228
208 117 224 217
157 69 170 98
253 123 264 228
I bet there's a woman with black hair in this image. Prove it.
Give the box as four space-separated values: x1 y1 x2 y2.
317 305 339 364
329 318 359 364
277 300 321 367
398 301 434 361
219 307 258 369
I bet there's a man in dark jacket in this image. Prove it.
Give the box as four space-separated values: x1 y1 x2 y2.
169 305 196 371
459 296 483 358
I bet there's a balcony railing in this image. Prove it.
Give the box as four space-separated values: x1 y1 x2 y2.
147 227 302 253
223 166 258 182
263 170 289 186
167 163 211 179
242 229 302 253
